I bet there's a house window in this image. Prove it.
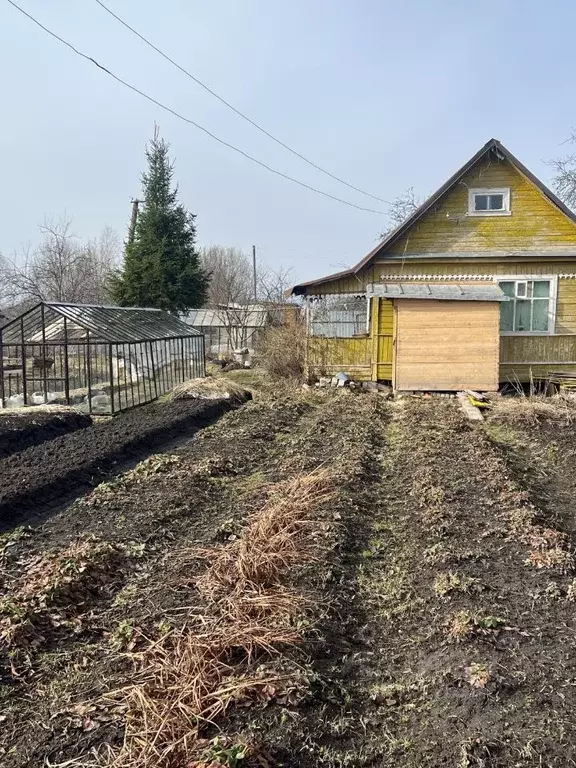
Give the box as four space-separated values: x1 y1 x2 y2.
499 279 552 333
468 188 510 216
310 296 368 338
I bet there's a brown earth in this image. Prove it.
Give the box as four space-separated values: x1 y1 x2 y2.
0 407 92 460
0 397 235 528
265 397 576 767
2 388 576 768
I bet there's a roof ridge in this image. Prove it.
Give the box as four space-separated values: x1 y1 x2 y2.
352 138 576 275
291 139 576 295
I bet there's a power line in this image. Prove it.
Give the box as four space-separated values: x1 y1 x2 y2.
5 0 386 216
93 0 390 206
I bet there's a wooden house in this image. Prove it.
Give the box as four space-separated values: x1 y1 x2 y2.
291 139 576 391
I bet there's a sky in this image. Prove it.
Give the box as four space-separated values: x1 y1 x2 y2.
1 0 576 284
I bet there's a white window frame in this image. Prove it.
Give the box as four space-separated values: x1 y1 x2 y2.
497 275 557 336
468 187 511 217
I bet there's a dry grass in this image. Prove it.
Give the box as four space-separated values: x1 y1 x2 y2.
465 662 492 689
97 469 335 768
197 470 332 596
258 321 306 381
488 395 576 426
446 610 474 642
170 377 250 405
507 509 574 572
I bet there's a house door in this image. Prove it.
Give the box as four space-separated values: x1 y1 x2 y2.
393 299 500 391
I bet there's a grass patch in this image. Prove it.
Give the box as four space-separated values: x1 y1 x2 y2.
487 396 576 426
446 610 507 642
219 367 270 390
235 470 267 495
433 571 478 597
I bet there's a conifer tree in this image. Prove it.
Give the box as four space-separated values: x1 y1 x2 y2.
111 128 209 313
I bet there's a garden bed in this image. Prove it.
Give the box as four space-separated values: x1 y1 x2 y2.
0 397 234 527
0 406 92 460
3 391 576 767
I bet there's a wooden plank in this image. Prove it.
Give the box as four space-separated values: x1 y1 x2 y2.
457 393 485 422
398 363 497 390
377 363 393 380
371 297 379 381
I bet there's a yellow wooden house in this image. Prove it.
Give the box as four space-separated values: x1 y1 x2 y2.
291 138 576 391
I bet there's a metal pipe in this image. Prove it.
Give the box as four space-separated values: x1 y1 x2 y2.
40 304 48 402
201 334 206 377
149 341 158 400
20 318 28 406
63 317 70 405
108 343 115 414
86 332 93 413
128 343 136 408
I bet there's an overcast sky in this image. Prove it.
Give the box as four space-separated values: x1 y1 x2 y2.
1 0 575 283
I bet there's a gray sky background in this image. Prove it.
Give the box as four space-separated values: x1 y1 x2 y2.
1 0 575 283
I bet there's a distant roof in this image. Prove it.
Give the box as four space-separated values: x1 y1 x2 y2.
291 138 576 295
0 302 202 344
368 282 508 302
184 307 267 328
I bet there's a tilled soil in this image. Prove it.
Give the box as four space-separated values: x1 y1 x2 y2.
1 389 379 767
274 398 576 767
3 391 576 768
0 408 92 460
0 397 233 528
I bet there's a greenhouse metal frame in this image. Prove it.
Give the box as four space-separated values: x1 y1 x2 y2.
0 302 205 414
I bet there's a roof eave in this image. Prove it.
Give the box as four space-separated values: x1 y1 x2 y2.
353 138 576 273
290 267 355 295
291 138 576 295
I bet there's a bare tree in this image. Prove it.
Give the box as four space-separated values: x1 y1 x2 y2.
5 217 120 306
199 246 293 352
379 187 422 238
200 245 263 350
550 133 576 209
0 253 13 319
201 246 253 307
258 265 293 304
83 226 121 303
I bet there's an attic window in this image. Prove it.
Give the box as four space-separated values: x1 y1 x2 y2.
468 188 510 216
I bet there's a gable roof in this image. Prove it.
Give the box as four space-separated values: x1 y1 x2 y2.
291 138 576 295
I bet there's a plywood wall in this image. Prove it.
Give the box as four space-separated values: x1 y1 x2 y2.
394 300 500 391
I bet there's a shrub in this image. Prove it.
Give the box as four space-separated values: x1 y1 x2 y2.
258 318 306 381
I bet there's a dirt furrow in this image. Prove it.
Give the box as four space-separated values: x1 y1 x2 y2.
1 390 384 767
0 408 92 460
290 398 576 767
6 392 576 768
0 398 232 529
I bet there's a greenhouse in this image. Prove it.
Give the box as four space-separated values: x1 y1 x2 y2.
0 302 205 414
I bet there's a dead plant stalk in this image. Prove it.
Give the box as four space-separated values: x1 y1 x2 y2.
95 469 335 768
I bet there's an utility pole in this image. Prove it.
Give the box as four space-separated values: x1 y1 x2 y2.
252 244 258 303
128 199 142 245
